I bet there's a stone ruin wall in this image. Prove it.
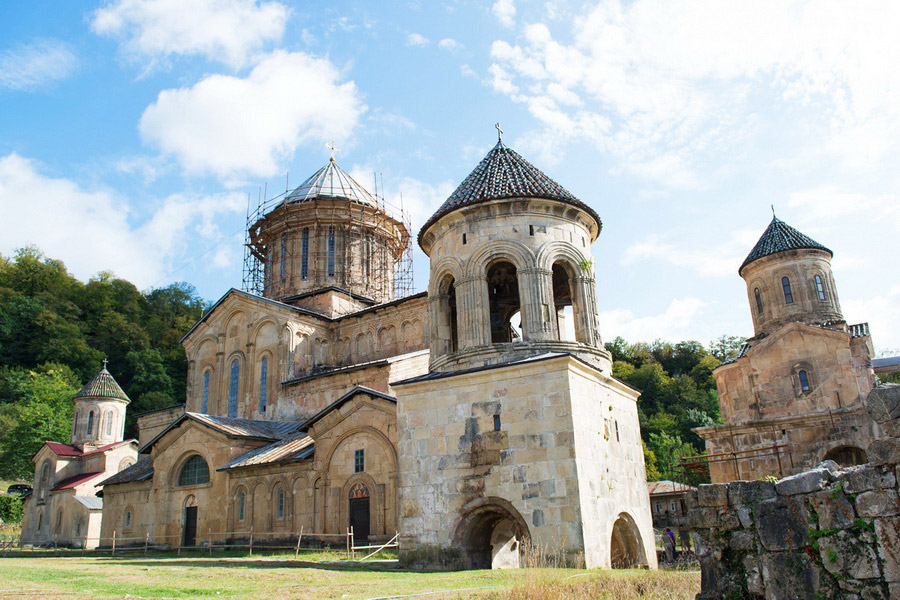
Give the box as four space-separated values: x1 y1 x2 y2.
689 384 899 600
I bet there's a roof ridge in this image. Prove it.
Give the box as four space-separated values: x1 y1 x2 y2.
283 159 376 206
739 216 832 273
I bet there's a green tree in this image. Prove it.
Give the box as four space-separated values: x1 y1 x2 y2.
708 335 746 362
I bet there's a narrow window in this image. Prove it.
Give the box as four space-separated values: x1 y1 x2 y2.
327 226 336 277
228 359 239 417
781 277 794 304
462 233 467 245
798 369 810 392
259 357 268 412
814 275 827 301
754 288 763 314
615 420 620 441
280 232 287 283
354 449 364 473
238 492 245 521
125 511 131 528
87 411 94 435
56 511 62 533
301 227 310 279
276 488 285 519
201 370 210 413
493 414 501 431
106 412 113 436
529 225 534 236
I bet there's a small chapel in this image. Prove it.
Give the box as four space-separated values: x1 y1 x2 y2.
91 136 657 569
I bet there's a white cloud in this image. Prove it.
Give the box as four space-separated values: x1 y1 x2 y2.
0 39 77 91
460 64 477 79
347 165 453 231
139 50 365 179
488 0 900 186
407 33 429 47
622 228 760 278
91 0 288 68
600 297 708 342
843 285 900 356
788 186 899 230
438 38 462 52
0 153 244 288
492 0 516 28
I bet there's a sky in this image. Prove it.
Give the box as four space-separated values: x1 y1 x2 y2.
1 0 898 354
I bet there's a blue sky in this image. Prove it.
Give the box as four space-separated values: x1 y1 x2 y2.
1 0 898 353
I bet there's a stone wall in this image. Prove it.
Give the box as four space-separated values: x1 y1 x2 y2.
688 459 898 599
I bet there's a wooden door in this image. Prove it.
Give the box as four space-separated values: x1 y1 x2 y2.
349 497 370 544
183 506 198 547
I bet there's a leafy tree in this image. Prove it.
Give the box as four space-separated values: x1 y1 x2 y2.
642 440 661 481
708 335 746 362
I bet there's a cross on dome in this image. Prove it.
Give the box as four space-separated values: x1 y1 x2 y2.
495 122 503 142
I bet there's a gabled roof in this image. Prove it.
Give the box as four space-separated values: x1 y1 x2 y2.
217 433 315 471
282 158 376 207
98 455 154 486
299 386 396 432
140 412 302 453
419 141 601 245
74 496 103 510
739 216 832 274
647 480 695 495
43 440 135 458
51 471 104 491
74 368 130 403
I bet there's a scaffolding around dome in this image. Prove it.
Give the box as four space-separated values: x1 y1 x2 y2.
241 162 413 304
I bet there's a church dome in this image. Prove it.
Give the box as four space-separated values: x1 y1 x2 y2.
418 141 601 246
739 216 832 275
74 366 130 403
281 158 376 207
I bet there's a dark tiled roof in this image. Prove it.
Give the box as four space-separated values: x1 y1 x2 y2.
44 440 135 458
217 433 315 471
740 217 832 273
419 142 602 245
74 368 130 403
140 412 302 453
51 471 104 491
99 455 154 486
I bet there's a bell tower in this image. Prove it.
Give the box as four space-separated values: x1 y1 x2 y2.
71 361 130 449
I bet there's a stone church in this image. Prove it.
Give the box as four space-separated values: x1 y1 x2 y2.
91 137 655 569
695 216 886 483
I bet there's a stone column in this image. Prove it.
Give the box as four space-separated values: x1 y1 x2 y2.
518 267 554 341
575 275 600 347
456 274 489 347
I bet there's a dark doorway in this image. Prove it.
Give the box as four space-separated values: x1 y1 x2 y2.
183 506 198 547
349 497 370 544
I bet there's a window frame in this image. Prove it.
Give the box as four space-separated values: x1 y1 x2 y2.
276 487 285 520
258 356 268 413
754 287 763 314
201 370 210 413
781 276 794 304
798 369 810 392
301 227 310 279
354 449 365 473
177 455 211 487
238 491 246 522
814 274 827 302
228 359 240 417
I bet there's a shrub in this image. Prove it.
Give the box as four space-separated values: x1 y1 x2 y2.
0 495 25 524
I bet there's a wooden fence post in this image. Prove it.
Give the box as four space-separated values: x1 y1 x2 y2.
249 528 254 556
144 532 149 556
111 530 116 556
294 527 303 559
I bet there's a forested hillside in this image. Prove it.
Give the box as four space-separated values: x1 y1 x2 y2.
0 247 205 478
0 247 742 483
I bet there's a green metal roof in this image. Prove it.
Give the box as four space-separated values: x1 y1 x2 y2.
73 368 130 403
739 216 832 274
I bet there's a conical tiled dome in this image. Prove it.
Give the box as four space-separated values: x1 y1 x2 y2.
74 368 130 403
419 141 601 243
739 217 832 274
282 158 376 207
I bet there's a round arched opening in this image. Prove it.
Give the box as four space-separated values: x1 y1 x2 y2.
453 498 530 570
824 446 867 468
486 261 522 343
610 513 647 569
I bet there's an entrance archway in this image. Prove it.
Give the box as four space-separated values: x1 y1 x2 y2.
610 512 646 569
182 495 198 547
452 498 530 570
824 446 867 467
348 483 370 544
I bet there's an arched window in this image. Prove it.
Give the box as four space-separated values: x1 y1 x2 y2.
824 446 867 467
814 275 827 301
436 275 458 355
87 411 94 436
237 491 246 522
37 512 43 531
228 359 240 417
125 510 132 528
487 261 522 343
276 487 285 520
798 369 810 392
201 370 210 413
38 461 50 502
258 357 268 413
552 262 576 342
106 411 113 437
754 288 763 314
327 226 336 277
178 455 210 486
56 510 63 533
280 232 287 283
781 277 794 304
301 227 310 279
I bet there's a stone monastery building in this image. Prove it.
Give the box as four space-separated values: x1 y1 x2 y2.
22 139 655 569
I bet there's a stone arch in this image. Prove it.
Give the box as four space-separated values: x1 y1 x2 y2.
535 240 588 273
123 504 135 530
340 472 381 537
463 239 536 279
222 308 247 340
451 497 530 570
251 481 268 532
270 477 290 523
428 256 464 295
231 484 249 530
322 425 399 476
250 318 280 344
485 259 523 343
37 459 52 503
824 445 867 467
610 511 648 568
170 451 211 488
432 273 459 355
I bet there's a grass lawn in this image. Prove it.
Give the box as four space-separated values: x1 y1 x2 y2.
0 553 700 600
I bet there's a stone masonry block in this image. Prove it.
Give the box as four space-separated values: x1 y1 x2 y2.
686 507 719 529
697 484 728 507
761 552 820 600
818 531 881 580
757 498 809 551
875 516 900 583
727 480 776 506
775 465 833 496
736 505 754 529
838 465 886 494
809 489 856 530
855 490 899 518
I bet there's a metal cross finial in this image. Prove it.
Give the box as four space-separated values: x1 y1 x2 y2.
495 122 504 143
102 358 108 370
771 204 776 218
328 140 341 161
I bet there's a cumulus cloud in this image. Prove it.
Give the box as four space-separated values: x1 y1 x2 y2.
407 33 429 47
0 153 244 288
622 227 761 278
91 0 288 68
492 0 516 28
0 39 77 91
438 38 462 52
139 50 365 179
788 186 899 230
600 297 708 342
488 0 900 185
